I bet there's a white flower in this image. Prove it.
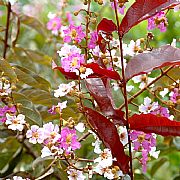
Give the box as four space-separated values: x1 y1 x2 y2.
132 74 155 89
41 146 63 158
26 125 44 144
67 169 86 180
92 138 102 154
0 81 11 96
5 114 26 131
47 12 56 19
94 148 113 168
6 0 17 5
139 97 158 114
111 82 119 91
126 85 134 92
149 147 160 159
57 101 67 111
159 88 169 97
57 44 81 57
118 126 128 146
75 68 93 79
75 123 85 133
54 81 76 98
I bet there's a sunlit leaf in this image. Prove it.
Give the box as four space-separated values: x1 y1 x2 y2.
129 114 180 136
125 45 180 80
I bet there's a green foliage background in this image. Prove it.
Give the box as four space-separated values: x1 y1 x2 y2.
0 0 180 179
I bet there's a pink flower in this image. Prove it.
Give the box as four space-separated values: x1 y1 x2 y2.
147 11 168 32
151 105 171 118
170 88 179 103
59 127 81 153
48 101 67 114
26 125 44 144
111 1 125 15
47 16 61 34
0 106 16 123
43 122 61 144
88 31 98 49
61 53 85 72
63 24 85 43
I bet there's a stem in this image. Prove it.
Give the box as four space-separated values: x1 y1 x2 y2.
85 0 91 62
113 1 133 179
3 2 11 59
119 66 174 109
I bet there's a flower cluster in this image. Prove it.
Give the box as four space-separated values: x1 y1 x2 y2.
147 11 168 32
26 122 81 157
94 148 124 179
0 79 12 96
130 131 160 172
0 105 16 123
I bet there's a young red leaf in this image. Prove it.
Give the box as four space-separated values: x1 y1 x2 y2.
85 78 126 125
84 107 130 173
53 63 121 80
129 114 180 136
119 0 180 35
97 18 117 33
125 45 180 80
84 63 121 80
97 18 117 53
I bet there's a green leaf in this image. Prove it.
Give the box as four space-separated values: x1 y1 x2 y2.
24 89 59 106
151 158 168 177
0 146 23 177
13 92 33 108
0 58 17 82
19 107 42 126
13 47 52 66
14 65 51 91
15 13 47 36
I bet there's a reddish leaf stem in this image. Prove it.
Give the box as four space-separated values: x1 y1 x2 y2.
3 2 11 59
113 1 133 179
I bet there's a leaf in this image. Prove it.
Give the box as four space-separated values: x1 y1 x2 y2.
119 0 180 35
13 47 52 66
84 107 129 173
125 45 180 80
85 78 126 125
97 18 117 53
129 114 180 136
19 107 42 126
0 58 17 82
151 158 167 177
14 65 51 91
97 18 117 33
15 13 47 36
54 63 121 80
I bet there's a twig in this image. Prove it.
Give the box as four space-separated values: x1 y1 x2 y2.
3 2 11 59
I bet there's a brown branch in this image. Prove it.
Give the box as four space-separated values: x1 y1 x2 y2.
3 2 11 59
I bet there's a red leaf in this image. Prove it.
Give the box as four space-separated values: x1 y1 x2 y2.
85 78 126 125
129 114 180 136
53 63 121 80
119 0 180 35
84 63 121 80
97 18 117 33
97 18 117 53
53 66 78 80
84 107 130 173
125 45 180 80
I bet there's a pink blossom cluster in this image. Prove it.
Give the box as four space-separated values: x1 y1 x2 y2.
111 1 126 15
130 131 159 172
63 24 85 43
26 122 81 157
0 105 16 123
147 11 168 32
169 88 179 103
47 13 62 35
